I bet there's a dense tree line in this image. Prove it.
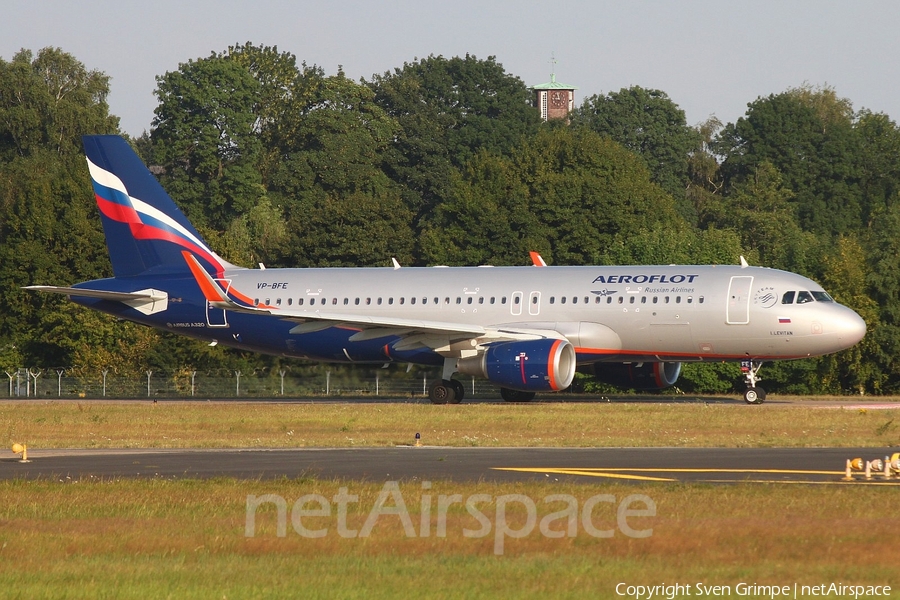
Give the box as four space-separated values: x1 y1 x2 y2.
2 43 899 394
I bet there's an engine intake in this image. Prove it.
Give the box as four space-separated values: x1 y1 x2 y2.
592 362 682 390
458 339 576 392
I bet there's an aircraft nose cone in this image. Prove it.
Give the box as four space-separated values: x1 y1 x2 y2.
836 307 867 347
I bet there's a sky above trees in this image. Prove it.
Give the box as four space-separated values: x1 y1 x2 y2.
3 1 900 136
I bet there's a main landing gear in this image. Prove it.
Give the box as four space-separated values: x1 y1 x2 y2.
741 360 766 404
429 379 463 405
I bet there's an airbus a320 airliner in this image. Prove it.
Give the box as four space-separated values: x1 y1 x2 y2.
27 136 867 404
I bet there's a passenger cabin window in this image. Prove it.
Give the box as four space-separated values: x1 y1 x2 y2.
782 291 796 304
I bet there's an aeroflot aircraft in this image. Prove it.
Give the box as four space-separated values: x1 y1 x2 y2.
27 136 867 404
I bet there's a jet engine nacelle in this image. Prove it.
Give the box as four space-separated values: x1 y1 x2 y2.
592 361 682 390
458 339 576 392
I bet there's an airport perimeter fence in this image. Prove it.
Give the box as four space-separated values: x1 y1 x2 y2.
3 367 511 400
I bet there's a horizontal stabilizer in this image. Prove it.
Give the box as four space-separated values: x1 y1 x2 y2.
24 286 169 315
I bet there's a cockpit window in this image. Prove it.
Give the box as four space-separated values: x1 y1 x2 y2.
796 291 814 304
811 291 834 302
782 291 796 304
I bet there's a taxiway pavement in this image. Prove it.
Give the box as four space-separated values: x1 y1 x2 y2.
3 446 898 485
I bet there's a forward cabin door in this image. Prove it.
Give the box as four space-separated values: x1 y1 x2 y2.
726 276 753 325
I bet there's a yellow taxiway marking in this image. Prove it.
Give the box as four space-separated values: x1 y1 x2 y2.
570 467 843 476
492 467 900 484
494 468 676 482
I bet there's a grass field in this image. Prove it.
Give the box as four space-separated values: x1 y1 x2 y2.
2 399 900 449
1 399 898 598
0 478 898 599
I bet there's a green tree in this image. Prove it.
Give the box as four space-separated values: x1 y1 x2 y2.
715 85 864 236
855 110 900 226
151 54 264 230
0 47 119 366
817 236 881 394
864 202 900 392
222 43 326 184
264 71 414 268
0 47 119 159
571 86 699 220
368 54 541 223
702 161 815 271
420 128 684 266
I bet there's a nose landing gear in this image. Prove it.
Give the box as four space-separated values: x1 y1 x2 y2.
741 360 766 404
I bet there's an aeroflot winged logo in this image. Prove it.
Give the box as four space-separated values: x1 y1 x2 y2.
86 157 225 276
591 274 699 284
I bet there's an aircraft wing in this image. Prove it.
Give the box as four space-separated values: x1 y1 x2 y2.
182 252 561 352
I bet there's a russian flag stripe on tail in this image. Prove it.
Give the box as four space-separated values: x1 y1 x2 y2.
82 135 233 278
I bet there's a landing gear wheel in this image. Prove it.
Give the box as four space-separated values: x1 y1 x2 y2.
744 387 766 404
740 360 766 405
500 388 536 402
429 380 456 405
449 379 464 404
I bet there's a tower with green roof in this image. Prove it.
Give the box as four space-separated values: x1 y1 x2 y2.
531 71 578 121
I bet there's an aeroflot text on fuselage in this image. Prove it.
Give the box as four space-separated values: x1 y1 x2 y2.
591 274 700 285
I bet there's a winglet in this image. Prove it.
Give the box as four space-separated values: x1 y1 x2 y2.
529 252 547 267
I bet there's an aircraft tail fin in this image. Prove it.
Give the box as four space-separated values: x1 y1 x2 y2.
82 135 234 278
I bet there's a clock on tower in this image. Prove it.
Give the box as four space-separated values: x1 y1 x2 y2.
549 90 567 109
